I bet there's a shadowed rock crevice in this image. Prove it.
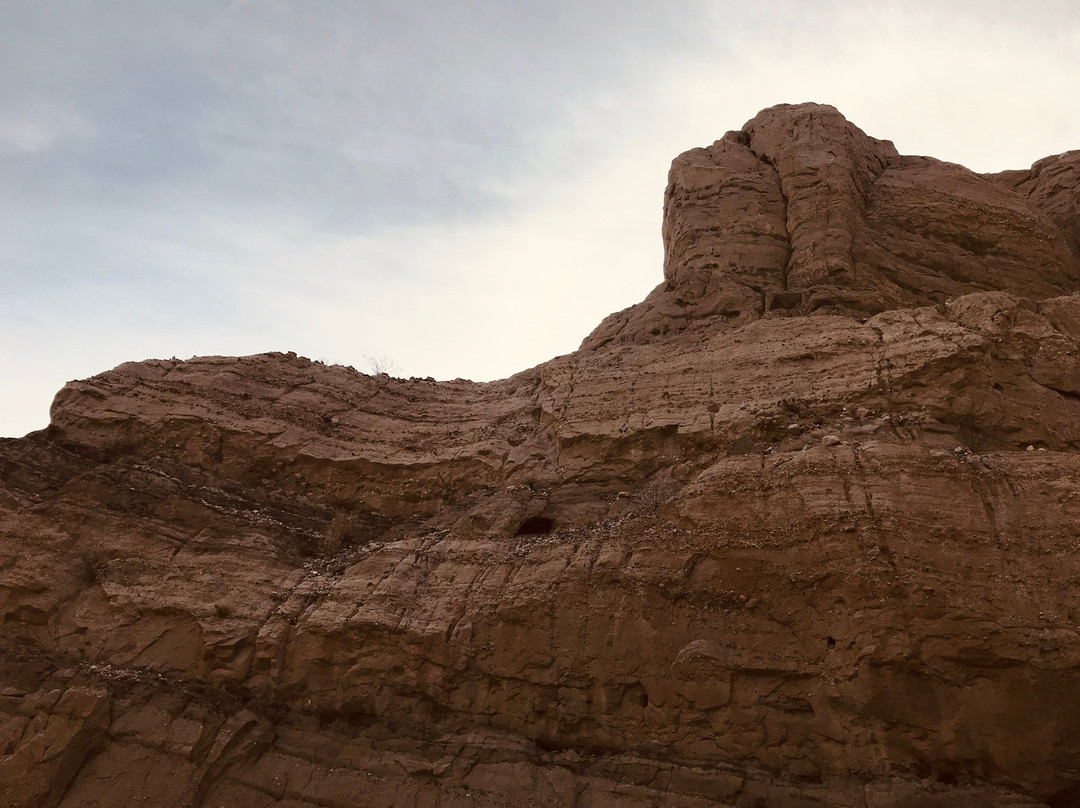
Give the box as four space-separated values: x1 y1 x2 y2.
515 515 554 535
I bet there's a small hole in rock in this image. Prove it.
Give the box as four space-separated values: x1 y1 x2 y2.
826 636 837 649
516 516 554 536
935 767 959 786
622 682 649 709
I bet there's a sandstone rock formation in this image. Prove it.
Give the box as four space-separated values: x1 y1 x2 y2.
4 103 1080 807
585 103 1080 347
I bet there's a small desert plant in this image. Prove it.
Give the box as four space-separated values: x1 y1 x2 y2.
634 475 680 511
754 414 789 445
77 551 104 586
950 396 1003 453
364 354 400 376
779 397 803 415
320 510 366 555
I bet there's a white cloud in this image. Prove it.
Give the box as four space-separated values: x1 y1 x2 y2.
0 105 92 154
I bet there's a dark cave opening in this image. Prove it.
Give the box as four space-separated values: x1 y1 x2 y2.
515 516 554 536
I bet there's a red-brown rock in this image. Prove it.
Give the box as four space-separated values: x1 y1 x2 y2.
4 103 1080 807
585 103 1080 348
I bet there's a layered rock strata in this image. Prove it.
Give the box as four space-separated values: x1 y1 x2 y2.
4 104 1080 807
585 103 1080 347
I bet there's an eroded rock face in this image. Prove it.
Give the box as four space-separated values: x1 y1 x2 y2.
4 104 1080 807
585 103 1080 348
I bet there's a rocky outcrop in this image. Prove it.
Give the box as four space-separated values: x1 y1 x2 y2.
4 104 1080 807
585 103 1080 348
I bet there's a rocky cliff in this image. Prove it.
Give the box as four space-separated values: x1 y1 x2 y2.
4 103 1080 807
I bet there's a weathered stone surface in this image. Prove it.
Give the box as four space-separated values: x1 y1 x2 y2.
4 103 1080 807
585 103 1080 348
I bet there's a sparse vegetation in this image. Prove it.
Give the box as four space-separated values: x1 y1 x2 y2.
950 396 1003 453
779 397 803 415
364 354 400 377
78 551 103 585
754 413 789 445
321 510 366 555
634 475 680 511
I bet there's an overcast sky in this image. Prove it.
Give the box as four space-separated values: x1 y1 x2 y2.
2 0 1079 437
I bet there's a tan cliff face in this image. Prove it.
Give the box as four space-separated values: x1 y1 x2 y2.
3 103 1080 807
